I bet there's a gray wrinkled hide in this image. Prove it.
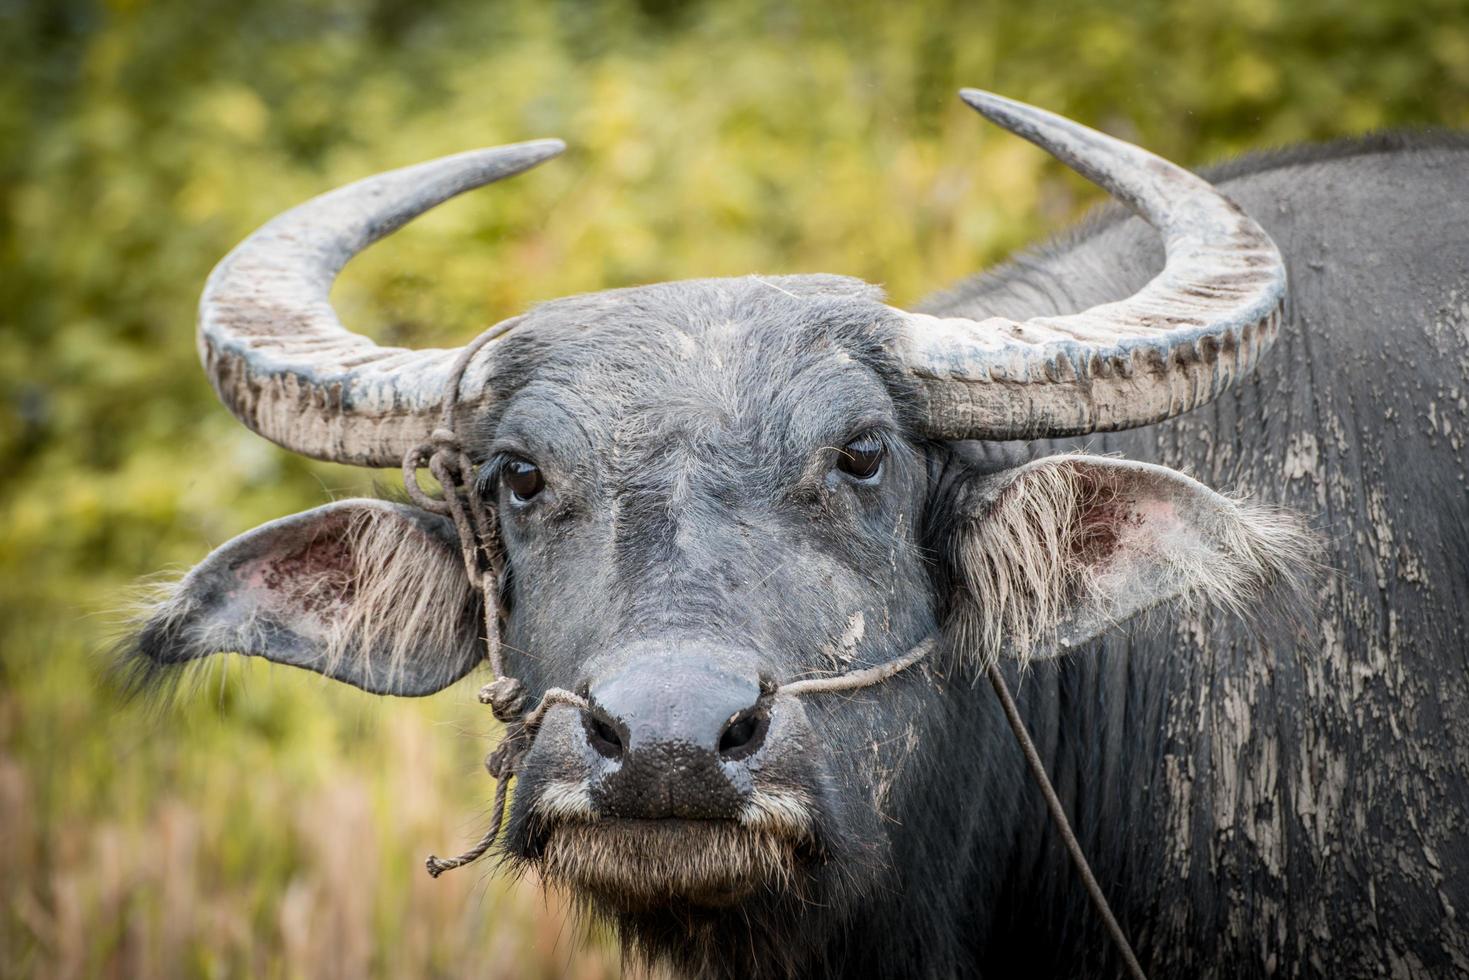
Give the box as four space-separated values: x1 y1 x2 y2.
923 133 1469 979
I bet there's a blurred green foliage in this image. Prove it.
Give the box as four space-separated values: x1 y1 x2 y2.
2 0 1465 975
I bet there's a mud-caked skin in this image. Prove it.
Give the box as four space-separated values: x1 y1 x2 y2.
926 133 1469 980
125 132 1469 979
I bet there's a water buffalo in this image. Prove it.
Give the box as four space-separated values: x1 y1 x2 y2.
125 91 1469 978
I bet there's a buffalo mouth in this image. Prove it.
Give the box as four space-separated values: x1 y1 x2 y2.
527 811 819 912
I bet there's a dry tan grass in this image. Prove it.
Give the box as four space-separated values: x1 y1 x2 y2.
0 687 644 979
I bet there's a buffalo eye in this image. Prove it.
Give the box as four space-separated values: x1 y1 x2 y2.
503 457 545 502
836 433 884 481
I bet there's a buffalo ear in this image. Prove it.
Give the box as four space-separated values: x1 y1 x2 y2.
121 499 484 697
948 455 1314 663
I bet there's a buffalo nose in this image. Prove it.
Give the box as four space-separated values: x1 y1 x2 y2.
583 654 768 819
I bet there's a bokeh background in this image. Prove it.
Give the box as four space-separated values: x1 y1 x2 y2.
3 0 1467 975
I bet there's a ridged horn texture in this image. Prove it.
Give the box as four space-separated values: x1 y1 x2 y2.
898 90 1287 440
198 139 565 467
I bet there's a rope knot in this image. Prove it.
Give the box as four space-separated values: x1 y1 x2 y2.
401 443 453 515
484 729 528 780
429 426 461 452
479 676 528 723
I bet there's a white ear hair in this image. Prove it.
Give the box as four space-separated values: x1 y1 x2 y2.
120 499 484 697
949 456 1316 664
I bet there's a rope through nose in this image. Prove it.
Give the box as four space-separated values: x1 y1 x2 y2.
419 640 935 876
775 635 936 696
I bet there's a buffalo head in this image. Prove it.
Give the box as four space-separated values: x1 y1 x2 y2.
126 92 1309 970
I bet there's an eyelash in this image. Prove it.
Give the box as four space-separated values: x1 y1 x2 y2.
835 429 888 482
480 457 529 498
474 463 500 500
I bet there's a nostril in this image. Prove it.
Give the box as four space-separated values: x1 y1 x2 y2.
718 710 768 760
720 717 756 753
583 710 625 760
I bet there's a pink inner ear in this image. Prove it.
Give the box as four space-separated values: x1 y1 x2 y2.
1118 497 1181 558
1076 485 1180 569
241 520 358 616
1129 496 1178 530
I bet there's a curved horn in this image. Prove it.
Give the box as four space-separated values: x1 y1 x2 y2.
898 91 1286 440
199 139 564 467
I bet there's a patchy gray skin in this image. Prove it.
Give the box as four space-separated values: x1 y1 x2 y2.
126 133 1469 979
925 133 1469 979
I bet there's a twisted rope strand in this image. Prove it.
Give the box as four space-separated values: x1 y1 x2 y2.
987 663 1148 980
776 635 936 697
426 775 511 878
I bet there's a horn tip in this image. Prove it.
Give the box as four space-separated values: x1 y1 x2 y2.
957 88 1046 136
463 138 566 179
508 138 567 166
957 88 1016 116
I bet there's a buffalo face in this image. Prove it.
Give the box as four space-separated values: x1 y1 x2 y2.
480 277 939 916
